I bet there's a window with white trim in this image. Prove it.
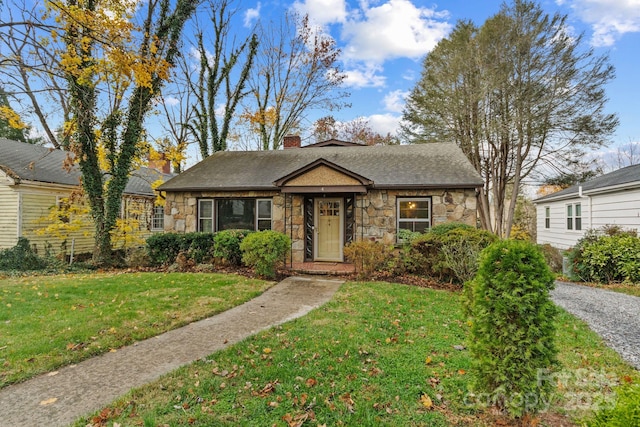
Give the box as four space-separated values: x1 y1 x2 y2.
199 199 214 232
397 197 431 233
566 203 582 231
198 198 273 232
544 207 550 229
151 205 164 231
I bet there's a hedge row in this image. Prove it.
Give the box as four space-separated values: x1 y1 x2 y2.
146 230 290 278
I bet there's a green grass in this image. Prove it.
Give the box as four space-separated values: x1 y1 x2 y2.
0 272 272 387
73 281 640 427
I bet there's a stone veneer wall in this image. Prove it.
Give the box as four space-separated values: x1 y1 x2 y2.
355 189 477 245
163 191 284 233
164 188 477 264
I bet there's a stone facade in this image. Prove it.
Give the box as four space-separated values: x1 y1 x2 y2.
354 189 477 246
163 187 477 264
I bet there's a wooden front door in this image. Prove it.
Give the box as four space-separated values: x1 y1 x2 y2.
314 198 343 261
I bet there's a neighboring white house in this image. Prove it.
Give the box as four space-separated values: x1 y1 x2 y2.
534 164 640 249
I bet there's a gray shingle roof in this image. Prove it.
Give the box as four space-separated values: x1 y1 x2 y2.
535 163 640 202
0 138 170 196
159 143 483 191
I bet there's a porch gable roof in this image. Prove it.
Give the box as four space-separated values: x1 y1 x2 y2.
274 158 372 193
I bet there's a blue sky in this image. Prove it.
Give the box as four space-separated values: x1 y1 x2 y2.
239 0 640 152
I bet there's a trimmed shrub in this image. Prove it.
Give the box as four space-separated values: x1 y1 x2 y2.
466 240 557 418
412 225 497 283
429 222 474 235
214 229 253 266
240 230 290 278
146 233 183 265
344 240 394 280
588 384 640 426
538 244 563 274
183 232 215 264
146 232 215 266
0 238 48 271
566 227 640 284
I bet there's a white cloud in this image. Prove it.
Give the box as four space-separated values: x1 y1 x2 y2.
342 63 386 88
382 89 409 113
293 0 347 25
244 2 261 28
163 96 180 107
340 0 451 63
559 0 640 46
367 113 402 135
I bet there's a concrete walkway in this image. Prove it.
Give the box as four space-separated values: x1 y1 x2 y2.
0 276 343 427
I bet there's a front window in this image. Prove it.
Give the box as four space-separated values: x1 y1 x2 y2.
151 205 164 231
198 198 273 232
397 197 431 234
566 203 582 231
257 199 272 230
199 199 214 232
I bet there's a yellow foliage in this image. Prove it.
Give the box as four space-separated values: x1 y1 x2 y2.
34 195 92 242
0 106 27 129
509 224 532 241
240 107 278 133
150 178 166 204
537 184 563 197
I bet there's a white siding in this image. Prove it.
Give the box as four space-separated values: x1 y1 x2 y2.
589 188 640 231
0 180 19 249
536 187 640 250
536 197 589 249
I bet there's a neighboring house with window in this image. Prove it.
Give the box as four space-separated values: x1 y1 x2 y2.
534 164 640 249
0 139 170 255
158 136 483 268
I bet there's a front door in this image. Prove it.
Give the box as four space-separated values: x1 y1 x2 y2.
314 198 343 261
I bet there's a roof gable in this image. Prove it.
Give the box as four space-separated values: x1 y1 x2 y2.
274 158 372 187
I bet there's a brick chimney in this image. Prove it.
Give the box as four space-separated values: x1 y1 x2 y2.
148 153 171 174
283 135 301 149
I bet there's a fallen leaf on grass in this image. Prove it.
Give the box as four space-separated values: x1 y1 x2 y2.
420 394 433 409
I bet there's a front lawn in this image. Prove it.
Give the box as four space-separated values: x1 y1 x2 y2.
75 281 640 426
0 272 272 387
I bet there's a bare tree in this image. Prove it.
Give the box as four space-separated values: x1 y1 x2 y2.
241 13 349 150
0 2 70 147
180 0 258 158
312 115 400 145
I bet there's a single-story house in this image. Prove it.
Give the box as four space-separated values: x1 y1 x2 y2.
158 136 483 267
0 138 170 255
534 163 640 249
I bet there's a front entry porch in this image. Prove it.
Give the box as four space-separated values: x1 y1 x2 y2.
289 261 355 275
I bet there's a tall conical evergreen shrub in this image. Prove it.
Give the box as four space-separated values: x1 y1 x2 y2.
466 239 557 417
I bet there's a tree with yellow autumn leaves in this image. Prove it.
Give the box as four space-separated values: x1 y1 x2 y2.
43 0 197 264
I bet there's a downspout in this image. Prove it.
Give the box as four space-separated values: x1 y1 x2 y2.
17 191 23 240
578 185 592 230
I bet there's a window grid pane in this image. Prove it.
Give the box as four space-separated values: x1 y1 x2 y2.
398 198 431 237
198 200 214 233
257 199 272 231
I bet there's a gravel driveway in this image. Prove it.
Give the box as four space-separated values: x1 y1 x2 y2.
551 281 640 370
